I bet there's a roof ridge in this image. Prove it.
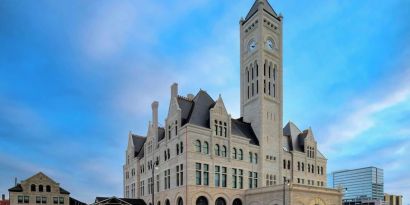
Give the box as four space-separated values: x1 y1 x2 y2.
177 95 192 101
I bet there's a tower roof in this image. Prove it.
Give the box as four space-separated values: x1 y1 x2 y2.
244 0 278 23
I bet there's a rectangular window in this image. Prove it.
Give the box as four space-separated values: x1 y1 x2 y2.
196 163 202 185
156 175 160 192
59 197 64 205
215 166 220 187
204 164 209 186
222 167 227 187
176 165 180 186
232 168 237 188
42 197 47 204
180 164 184 186
238 169 243 189
249 171 253 188
24 196 29 203
36 196 41 204
254 172 258 188
167 169 171 189
53 197 58 204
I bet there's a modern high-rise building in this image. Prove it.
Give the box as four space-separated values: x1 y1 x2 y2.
329 167 384 204
123 0 343 205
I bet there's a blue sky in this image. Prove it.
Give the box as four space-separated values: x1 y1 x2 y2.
1 0 409 204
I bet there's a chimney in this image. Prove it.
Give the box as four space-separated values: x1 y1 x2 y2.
2 194 5 200
151 101 159 137
171 83 178 99
14 177 17 186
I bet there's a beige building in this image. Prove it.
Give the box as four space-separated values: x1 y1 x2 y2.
8 172 70 205
123 0 342 205
384 194 403 205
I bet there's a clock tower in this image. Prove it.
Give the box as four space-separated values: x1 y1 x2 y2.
240 0 284 184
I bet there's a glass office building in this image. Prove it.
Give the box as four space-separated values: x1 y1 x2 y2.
330 167 384 201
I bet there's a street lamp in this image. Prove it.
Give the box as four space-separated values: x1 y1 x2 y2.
283 179 290 205
151 159 159 205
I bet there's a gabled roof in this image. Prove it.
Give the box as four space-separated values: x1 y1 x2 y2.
94 197 146 205
59 187 70 195
8 184 23 192
69 197 87 205
158 127 165 142
231 118 259 145
244 0 278 23
178 90 215 128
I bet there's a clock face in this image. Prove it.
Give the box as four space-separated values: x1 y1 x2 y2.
248 40 257 52
266 39 273 50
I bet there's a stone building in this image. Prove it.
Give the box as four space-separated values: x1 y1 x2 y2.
8 172 71 205
123 0 342 205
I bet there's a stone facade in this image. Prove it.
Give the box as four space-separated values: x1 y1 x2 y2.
8 172 70 205
123 0 342 205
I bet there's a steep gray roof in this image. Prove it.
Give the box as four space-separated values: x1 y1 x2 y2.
8 184 23 192
178 90 215 128
132 134 146 158
231 118 259 145
244 0 278 23
158 127 165 142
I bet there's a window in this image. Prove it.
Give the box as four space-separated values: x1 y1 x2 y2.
31 184 36 192
204 164 209 186
232 148 237 159
203 142 209 154
219 121 223 136
180 142 184 153
249 152 253 163
297 162 300 171
148 177 153 194
176 144 180 155
321 167 324 175
175 120 178 136
42 197 47 204
249 172 258 188
215 144 220 156
18 196 23 203
232 168 237 188
287 160 291 169
221 145 227 157
164 169 170 189
36 196 41 204
196 163 202 185
168 125 171 139
215 166 220 187
215 120 218 135
254 153 258 164
238 169 243 189
53 197 58 204
195 140 201 152
39 185 43 192
302 163 305 171
156 175 160 192
167 148 170 160
176 164 183 186
59 197 64 204
24 196 29 203
238 149 243 160
221 167 227 187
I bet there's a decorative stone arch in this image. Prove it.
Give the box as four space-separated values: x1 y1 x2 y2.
230 194 243 205
165 199 171 205
232 198 243 205
267 199 282 205
309 198 326 205
173 192 184 205
215 197 227 205
191 191 212 205
212 193 230 205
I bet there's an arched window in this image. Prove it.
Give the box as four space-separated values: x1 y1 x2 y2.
215 144 220 156
221 145 227 157
238 149 243 160
233 199 242 205
177 197 183 205
249 152 253 163
302 163 305 171
196 196 208 205
157 202 161 205
166 199 170 205
31 184 36 192
167 148 170 159
180 142 184 153
149 203 152 205
176 144 180 155
195 140 201 152
46 185 51 192
232 148 237 159
39 185 43 192
215 197 226 205
254 153 258 164
203 141 209 154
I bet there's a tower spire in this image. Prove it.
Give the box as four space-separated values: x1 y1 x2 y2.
243 0 278 23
